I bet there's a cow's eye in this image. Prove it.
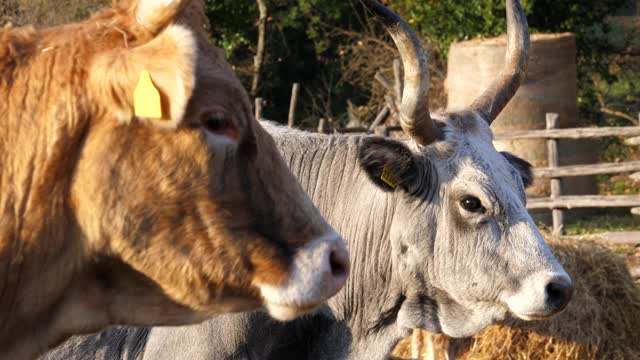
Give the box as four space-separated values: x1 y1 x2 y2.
201 112 230 133
460 196 483 213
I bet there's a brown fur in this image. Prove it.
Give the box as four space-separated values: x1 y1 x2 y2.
0 1 334 359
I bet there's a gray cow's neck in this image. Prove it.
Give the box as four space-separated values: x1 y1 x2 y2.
265 122 408 353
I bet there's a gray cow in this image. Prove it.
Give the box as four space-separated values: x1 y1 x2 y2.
42 0 573 359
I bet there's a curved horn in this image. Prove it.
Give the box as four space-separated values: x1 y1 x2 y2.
470 0 530 125
361 0 441 146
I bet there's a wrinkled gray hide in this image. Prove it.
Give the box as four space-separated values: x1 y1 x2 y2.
42 118 569 360
41 327 149 360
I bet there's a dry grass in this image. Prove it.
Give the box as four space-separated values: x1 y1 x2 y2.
0 0 108 27
393 236 640 359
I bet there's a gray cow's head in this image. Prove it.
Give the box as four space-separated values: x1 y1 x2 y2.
358 0 572 337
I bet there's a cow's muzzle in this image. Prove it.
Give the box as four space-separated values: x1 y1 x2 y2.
505 271 573 321
256 231 349 321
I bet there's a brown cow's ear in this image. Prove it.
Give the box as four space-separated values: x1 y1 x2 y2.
89 24 196 129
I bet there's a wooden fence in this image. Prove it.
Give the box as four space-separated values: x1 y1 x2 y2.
513 114 640 235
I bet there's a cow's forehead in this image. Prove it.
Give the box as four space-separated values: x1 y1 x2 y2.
426 111 525 198
425 111 490 156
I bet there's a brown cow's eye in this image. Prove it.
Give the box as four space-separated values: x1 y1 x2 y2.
461 196 483 213
201 112 230 133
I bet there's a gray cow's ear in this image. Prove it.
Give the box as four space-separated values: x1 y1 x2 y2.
501 152 534 188
358 137 420 192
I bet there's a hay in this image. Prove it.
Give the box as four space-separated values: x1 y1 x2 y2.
392 237 640 359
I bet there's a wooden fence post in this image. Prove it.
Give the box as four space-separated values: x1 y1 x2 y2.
374 72 394 94
254 97 263 120
373 125 389 137
547 113 564 236
393 58 403 102
368 106 390 134
317 118 326 134
288 83 300 128
631 115 640 217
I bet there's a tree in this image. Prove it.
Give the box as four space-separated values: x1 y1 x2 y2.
251 0 268 96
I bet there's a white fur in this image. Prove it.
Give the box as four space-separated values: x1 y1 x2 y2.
501 224 571 319
152 25 197 128
257 231 349 321
204 131 238 148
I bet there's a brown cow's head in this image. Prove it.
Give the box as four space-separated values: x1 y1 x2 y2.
74 0 350 323
0 0 348 348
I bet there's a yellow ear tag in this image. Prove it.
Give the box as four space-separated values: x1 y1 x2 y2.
134 70 163 119
381 164 399 189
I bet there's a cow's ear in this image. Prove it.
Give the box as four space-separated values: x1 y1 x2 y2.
358 137 420 192
89 24 196 129
501 152 534 188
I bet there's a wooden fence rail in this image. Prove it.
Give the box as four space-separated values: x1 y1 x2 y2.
528 195 640 210
533 161 640 178
310 124 640 139
494 126 640 140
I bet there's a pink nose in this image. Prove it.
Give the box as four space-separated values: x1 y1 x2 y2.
294 231 350 303
257 231 350 321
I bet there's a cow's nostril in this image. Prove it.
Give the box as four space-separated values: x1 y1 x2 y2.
329 250 348 279
545 277 573 312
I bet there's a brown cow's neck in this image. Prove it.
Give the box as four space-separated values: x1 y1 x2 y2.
0 24 95 359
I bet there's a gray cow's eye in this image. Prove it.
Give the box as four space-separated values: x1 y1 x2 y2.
460 196 483 213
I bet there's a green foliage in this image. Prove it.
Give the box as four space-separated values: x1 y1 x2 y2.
391 0 533 56
203 0 630 127
393 0 628 127
391 0 624 61
528 0 630 125
204 0 363 122
205 0 256 61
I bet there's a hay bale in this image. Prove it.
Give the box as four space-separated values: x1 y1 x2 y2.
392 331 454 360
392 237 640 359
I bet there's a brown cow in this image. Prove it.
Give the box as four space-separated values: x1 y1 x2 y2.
0 0 349 358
